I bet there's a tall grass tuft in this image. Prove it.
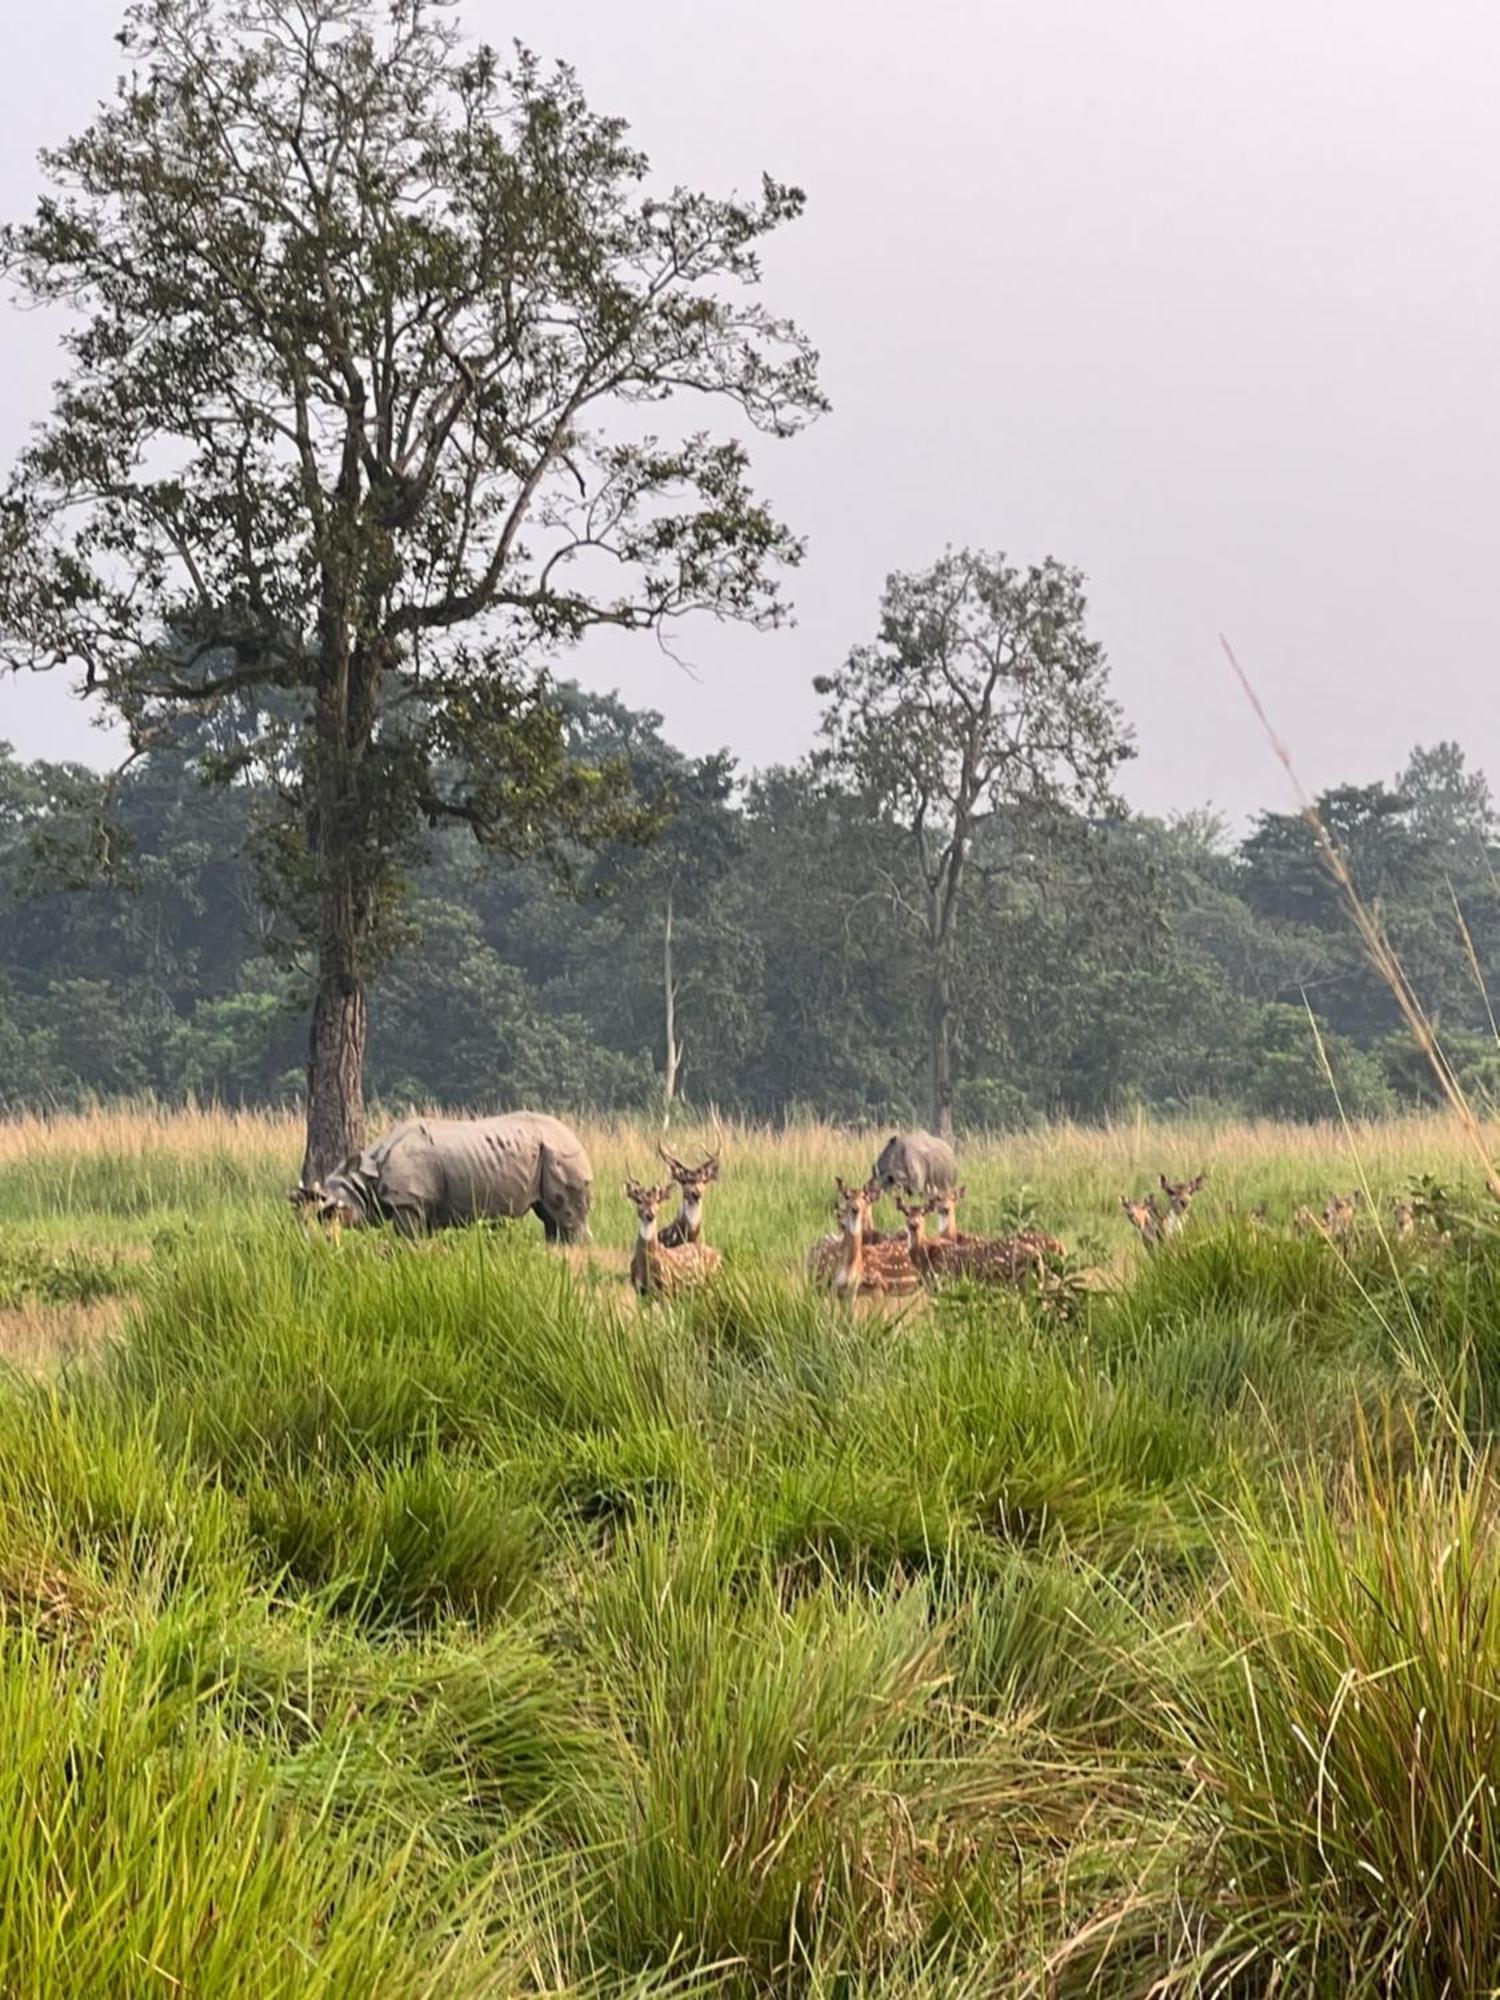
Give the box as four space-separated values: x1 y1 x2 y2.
1166 1447 1500 1993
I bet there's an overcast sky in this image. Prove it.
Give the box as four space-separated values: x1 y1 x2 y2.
3 0 1498 825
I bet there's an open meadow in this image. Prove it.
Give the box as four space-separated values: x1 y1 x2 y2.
3 1104 1500 1994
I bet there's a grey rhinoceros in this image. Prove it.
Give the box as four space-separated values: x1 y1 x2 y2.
872 1129 958 1197
296 1112 593 1241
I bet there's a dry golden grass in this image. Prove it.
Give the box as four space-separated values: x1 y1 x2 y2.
0 1298 127 1370
1 1098 1493 1175
0 1101 1489 1266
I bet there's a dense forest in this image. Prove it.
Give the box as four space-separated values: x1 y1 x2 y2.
3 690 1498 1128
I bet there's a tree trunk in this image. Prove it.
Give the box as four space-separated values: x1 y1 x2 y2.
302 896 367 1186
929 962 954 1140
662 888 682 1117
300 646 374 1187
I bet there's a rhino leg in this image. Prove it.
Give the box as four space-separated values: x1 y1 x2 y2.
533 1201 560 1243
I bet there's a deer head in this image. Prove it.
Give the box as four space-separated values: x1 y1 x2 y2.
1158 1171 1208 1214
834 1176 877 1238
658 1141 721 1219
930 1184 966 1239
624 1180 676 1243
1323 1189 1362 1234
893 1193 929 1250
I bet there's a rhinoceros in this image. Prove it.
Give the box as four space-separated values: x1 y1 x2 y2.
872 1130 958 1198
297 1112 593 1241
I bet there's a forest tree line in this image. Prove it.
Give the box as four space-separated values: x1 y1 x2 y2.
3 696 1497 1129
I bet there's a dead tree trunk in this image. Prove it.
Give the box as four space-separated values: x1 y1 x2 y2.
662 888 683 1118
928 959 955 1141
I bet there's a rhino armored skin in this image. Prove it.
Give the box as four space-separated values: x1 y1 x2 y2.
872 1130 958 1197
322 1113 593 1241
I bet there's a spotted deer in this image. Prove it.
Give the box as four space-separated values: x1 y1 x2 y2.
656 1144 721 1249
930 1184 975 1244
906 1194 1066 1288
624 1179 722 1297
894 1193 936 1279
1158 1172 1208 1239
1121 1192 1167 1249
815 1177 920 1300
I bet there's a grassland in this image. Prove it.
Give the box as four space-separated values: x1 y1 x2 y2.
2 1103 1500 1994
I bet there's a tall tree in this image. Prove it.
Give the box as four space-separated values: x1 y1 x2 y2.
1398 741 1497 864
0 0 822 1178
812 549 1132 1134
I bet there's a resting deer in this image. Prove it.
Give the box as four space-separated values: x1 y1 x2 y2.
814 1177 920 1300
1391 1197 1416 1241
904 1193 1065 1287
624 1179 722 1297
894 1193 937 1279
656 1143 721 1248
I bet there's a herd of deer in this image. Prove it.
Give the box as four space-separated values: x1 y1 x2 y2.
625 1150 1431 1302
623 1146 1068 1302
1119 1172 1422 1249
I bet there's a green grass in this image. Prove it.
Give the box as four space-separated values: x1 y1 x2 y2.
2 1111 1500 1990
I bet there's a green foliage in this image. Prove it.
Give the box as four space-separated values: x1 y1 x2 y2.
6 722 1500 1128
1239 1002 1398 1122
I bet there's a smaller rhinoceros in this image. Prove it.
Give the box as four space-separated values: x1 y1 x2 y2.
872 1129 958 1198
292 1112 593 1241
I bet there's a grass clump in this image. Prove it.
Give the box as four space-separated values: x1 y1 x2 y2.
1164 1447 1500 1995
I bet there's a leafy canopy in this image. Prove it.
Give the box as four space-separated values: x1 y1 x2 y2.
0 0 824 958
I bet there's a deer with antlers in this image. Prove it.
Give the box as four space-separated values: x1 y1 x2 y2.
655 1142 722 1248
624 1178 722 1298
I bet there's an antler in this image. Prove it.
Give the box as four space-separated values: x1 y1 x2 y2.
657 1139 692 1181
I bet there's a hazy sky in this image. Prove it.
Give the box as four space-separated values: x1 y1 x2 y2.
3 0 1498 825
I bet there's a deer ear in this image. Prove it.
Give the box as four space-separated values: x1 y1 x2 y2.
1158 1174 1171 1192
